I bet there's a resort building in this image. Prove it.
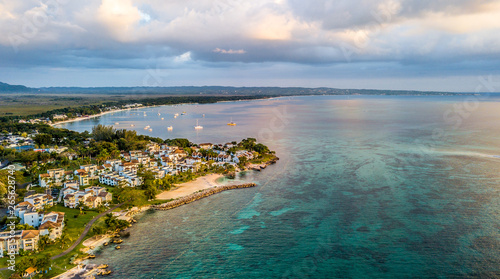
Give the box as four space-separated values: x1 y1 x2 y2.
24 194 53 210
0 230 23 256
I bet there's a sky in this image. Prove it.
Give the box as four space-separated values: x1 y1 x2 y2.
1 0 500 92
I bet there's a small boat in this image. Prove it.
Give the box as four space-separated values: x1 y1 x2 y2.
149 128 153 132
174 113 179 117
114 122 119 125
103 242 109 246
227 117 236 126
181 112 186 115
130 124 135 127
115 246 121 250
88 254 96 259
144 125 150 130
194 119 203 130
161 118 164 120
202 114 205 118
167 126 173 131
157 112 161 116
113 239 123 244
97 264 109 269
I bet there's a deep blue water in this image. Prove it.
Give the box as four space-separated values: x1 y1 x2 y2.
59 95 500 278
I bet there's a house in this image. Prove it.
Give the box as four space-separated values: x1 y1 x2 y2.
39 212 65 240
85 186 105 195
24 194 53 210
216 154 232 163
38 168 72 187
38 173 51 187
185 157 202 165
146 142 160 153
0 231 23 256
21 230 40 251
161 157 174 167
61 183 79 197
63 191 92 208
47 168 65 181
173 149 188 160
80 164 98 178
85 196 102 208
63 187 110 208
75 170 90 186
98 191 112 203
15 201 43 227
199 143 213 150
105 159 122 167
24 267 37 278
102 164 113 172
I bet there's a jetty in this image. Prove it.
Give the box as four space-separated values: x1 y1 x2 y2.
153 183 256 211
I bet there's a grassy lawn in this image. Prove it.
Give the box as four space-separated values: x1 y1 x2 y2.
0 269 13 278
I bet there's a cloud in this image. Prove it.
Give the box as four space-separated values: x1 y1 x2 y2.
0 0 500 90
213 48 246 54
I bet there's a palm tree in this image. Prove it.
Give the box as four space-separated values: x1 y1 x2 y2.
60 233 72 249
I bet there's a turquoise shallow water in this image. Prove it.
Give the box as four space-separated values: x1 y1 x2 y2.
60 96 500 278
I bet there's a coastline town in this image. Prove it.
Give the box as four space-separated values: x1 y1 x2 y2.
0 121 277 278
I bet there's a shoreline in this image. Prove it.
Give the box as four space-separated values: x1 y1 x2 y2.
49 105 158 127
156 173 227 200
153 183 257 210
48 97 276 127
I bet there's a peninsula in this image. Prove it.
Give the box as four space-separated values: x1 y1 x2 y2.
0 121 277 278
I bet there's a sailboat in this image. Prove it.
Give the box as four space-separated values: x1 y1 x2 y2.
227 117 236 126
194 119 203 130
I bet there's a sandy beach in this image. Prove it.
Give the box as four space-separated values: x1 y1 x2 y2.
156 173 227 200
49 105 159 127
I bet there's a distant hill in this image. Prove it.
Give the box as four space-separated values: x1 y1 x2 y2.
0 81 471 96
0 82 33 92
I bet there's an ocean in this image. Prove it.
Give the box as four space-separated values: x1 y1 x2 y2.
58 95 500 278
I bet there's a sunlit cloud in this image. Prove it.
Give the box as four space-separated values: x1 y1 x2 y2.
0 0 499 90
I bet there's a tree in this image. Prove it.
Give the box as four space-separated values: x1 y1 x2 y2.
60 233 72 249
33 134 53 146
34 256 51 272
117 187 146 206
91 124 115 142
38 235 51 251
144 185 158 200
237 156 248 169
253 143 269 154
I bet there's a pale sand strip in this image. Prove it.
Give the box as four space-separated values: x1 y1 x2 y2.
156 173 229 200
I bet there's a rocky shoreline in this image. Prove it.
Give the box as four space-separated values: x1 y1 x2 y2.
152 183 257 210
247 156 280 171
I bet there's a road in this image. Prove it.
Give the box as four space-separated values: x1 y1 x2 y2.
51 203 123 260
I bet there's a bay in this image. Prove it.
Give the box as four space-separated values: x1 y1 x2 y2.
58 95 500 278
